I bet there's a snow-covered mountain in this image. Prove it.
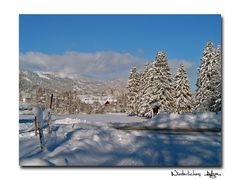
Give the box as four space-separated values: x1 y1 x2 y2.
19 70 127 95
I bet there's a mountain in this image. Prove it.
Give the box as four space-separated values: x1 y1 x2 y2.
19 70 127 96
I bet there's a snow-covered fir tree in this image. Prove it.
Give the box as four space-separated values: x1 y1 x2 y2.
195 41 222 112
127 67 140 115
195 41 215 111
149 52 175 113
209 46 222 112
173 64 193 113
138 62 154 117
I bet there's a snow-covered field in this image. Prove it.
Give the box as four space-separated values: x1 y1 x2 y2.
19 113 221 167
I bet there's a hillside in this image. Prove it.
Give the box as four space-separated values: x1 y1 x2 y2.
19 70 128 114
19 70 127 95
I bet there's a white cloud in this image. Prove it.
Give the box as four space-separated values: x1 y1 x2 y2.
19 51 146 79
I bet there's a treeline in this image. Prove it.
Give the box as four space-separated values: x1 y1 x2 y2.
127 41 222 117
23 88 128 115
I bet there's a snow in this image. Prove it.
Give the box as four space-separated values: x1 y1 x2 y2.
32 106 43 118
19 113 221 166
20 158 54 166
113 112 221 131
32 105 46 128
36 72 51 80
23 77 32 83
54 118 87 125
144 112 221 129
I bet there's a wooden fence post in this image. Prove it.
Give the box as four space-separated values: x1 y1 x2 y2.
47 111 51 134
38 122 45 150
34 116 38 136
47 94 53 134
50 94 53 109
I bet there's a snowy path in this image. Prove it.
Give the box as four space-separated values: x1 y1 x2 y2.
20 113 148 124
19 113 221 166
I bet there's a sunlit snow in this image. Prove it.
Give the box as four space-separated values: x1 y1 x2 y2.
19 113 221 166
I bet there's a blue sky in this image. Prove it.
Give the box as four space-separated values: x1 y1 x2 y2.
19 15 221 90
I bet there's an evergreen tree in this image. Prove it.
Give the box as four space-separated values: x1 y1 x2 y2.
138 62 154 117
209 46 222 112
134 71 142 114
127 67 140 115
195 41 222 112
173 64 193 113
149 52 175 113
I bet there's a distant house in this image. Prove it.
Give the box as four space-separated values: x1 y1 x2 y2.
104 101 110 105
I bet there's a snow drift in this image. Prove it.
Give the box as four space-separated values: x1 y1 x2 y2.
142 112 221 130
19 113 221 166
113 112 221 131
